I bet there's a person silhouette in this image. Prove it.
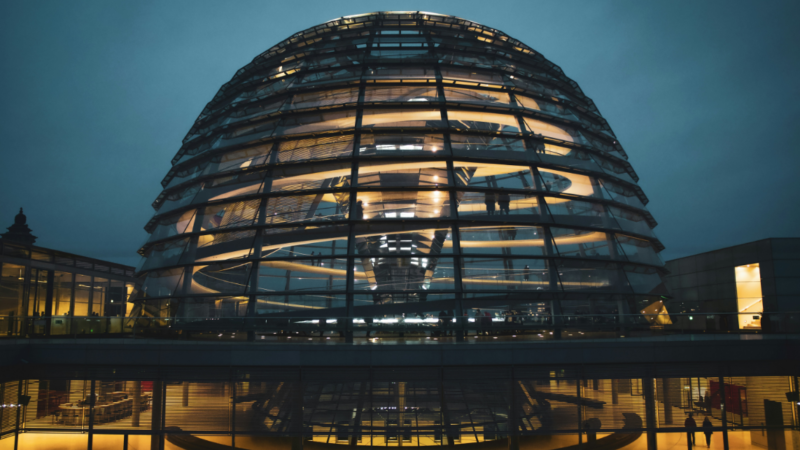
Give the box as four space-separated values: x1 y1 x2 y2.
685 413 697 449
702 416 713 447
484 192 496 215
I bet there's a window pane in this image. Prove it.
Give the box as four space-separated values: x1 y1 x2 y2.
299 67 362 87
556 259 631 293
358 133 445 156
357 161 448 187
265 162 351 193
0 263 25 317
365 66 436 81
361 109 444 128
138 268 184 299
449 134 532 159
353 224 454 256
617 234 663 266
353 257 455 291
74 274 92 316
257 259 348 292
277 110 357 136
461 258 552 291
443 87 512 106
440 67 506 85
92 277 108 316
277 135 354 163
261 225 350 259
458 226 548 256
538 144 605 174
191 229 258 263
539 168 603 198
140 238 190 272
356 191 451 220
524 117 585 144
608 206 655 237
255 294 347 315
288 87 360 110
183 262 252 295
600 179 646 210
53 272 73 316
198 200 260 232
546 197 618 229
453 161 536 190
551 228 623 260
456 191 543 219
263 193 349 224
364 86 439 103
448 111 520 132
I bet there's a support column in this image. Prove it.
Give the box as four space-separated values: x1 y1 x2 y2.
663 378 673 425
151 381 164 450
612 379 619 405
291 381 304 450
643 377 657 450
719 377 729 450
131 381 141 427
88 379 96 450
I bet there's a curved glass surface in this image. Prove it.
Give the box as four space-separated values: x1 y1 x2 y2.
136 11 666 331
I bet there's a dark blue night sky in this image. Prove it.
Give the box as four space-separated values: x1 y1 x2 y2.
1 0 798 267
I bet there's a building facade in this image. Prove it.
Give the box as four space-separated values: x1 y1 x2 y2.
665 238 800 332
1 12 797 450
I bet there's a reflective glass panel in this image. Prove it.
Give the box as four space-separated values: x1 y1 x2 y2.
361 109 444 128
198 199 260 232
461 258 552 291
357 161 449 187
183 262 252 295
617 234 663 266
456 191 542 218
352 224 454 256
263 193 349 224
453 161 536 190
550 227 623 260
353 257 455 291
546 197 617 229
364 86 439 102
358 134 445 156
288 87 360 110
261 225 350 258
539 168 603 198
556 260 631 293
277 135 354 163
265 162 351 193
524 117 585 143
356 191 451 220
442 87 512 106
192 229 258 263
458 226 548 256
448 111 520 132
256 258 348 292
277 110 357 136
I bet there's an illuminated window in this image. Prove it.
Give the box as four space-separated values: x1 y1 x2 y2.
735 263 763 330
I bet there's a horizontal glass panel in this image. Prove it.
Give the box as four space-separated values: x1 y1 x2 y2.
539 167 603 198
263 193 349 224
139 238 190 272
288 87 360 110
229 97 285 120
183 262 252 295
356 190 451 220
458 225 548 256
353 257 455 291
256 259 348 292
194 170 266 205
453 161 536 190
352 224 453 256
440 67 505 85
198 199 260 232
361 109 444 128
265 162 351 193
277 135 354 163
176 296 249 318
442 87 512 106
461 258 553 291
550 227 623 260
157 183 202 214
600 179 646 209
456 191 542 218
364 86 439 102
148 210 196 243
449 134 532 158
538 144 606 174
358 133 445 156
261 225 350 258
516 95 576 119
357 161 448 187
625 268 667 295
608 206 655 237
448 110 520 132
166 145 271 189
255 294 347 315
524 117 585 143
138 268 184 298
192 229 258 263
556 260 631 293
365 66 436 80
546 197 619 229
220 119 279 148
299 67 362 87
617 234 663 266
277 110 357 136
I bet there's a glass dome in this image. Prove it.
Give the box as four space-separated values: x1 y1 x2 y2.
132 12 668 340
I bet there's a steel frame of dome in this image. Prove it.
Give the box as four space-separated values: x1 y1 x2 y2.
132 11 668 341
